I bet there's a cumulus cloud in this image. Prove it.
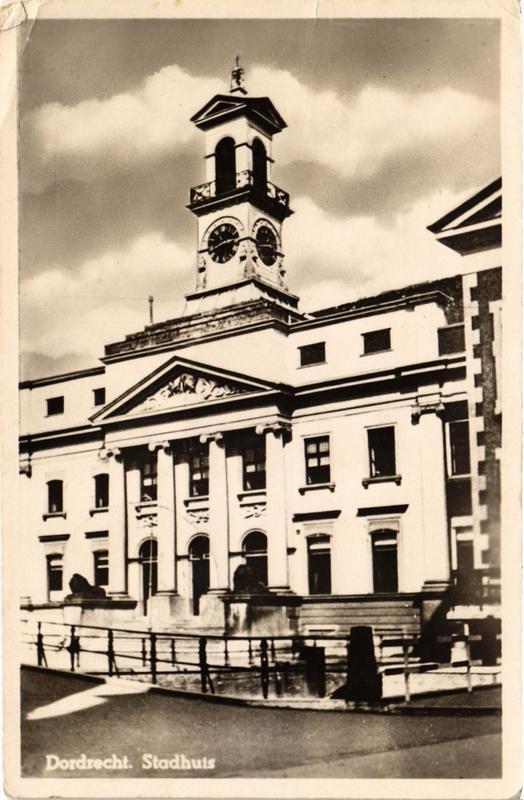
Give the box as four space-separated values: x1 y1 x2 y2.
22 62 496 193
285 190 465 311
21 232 193 371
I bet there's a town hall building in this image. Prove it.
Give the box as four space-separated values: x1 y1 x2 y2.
19 64 502 638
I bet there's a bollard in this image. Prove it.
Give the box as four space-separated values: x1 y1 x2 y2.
224 639 229 667
107 629 115 677
171 638 176 666
332 625 382 702
199 637 208 693
36 622 47 667
403 637 411 703
141 638 147 667
149 633 157 684
302 645 326 698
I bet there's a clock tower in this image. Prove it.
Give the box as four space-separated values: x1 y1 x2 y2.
184 60 299 316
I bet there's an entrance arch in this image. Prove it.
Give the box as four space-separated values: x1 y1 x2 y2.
138 538 158 615
189 535 210 615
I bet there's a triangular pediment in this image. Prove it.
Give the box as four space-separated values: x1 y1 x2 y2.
427 178 502 234
91 356 279 424
191 94 286 134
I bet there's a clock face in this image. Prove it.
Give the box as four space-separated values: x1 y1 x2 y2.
255 224 278 266
207 222 240 263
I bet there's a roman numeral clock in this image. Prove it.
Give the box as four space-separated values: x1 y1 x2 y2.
186 61 295 309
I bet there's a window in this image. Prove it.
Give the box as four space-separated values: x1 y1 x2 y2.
252 138 268 187
448 420 471 476
46 396 64 416
139 539 158 615
299 342 326 367
47 554 63 595
94 473 109 508
93 387 106 406
215 136 236 194
362 329 391 355
368 427 396 477
243 444 266 491
93 550 109 587
438 325 465 355
47 480 63 514
242 531 268 586
305 436 331 485
372 530 398 593
307 535 331 594
190 447 209 497
140 455 157 502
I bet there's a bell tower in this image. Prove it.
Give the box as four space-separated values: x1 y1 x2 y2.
184 59 299 316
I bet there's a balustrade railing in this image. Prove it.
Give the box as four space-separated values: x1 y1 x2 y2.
189 170 290 210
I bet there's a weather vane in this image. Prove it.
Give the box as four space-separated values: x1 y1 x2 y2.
230 55 247 95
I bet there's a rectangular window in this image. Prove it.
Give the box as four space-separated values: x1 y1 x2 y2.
47 554 63 594
93 387 106 406
190 448 209 497
93 550 109 587
362 329 391 355
140 456 157 502
94 473 109 508
46 396 64 416
438 325 465 355
305 436 331 485
299 342 326 367
368 426 396 477
243 444 266 491
448 420 471 475
47 480 63 514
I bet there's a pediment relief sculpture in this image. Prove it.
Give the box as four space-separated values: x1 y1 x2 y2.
134 372 247 413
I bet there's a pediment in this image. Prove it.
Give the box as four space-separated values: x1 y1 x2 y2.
191 94 286 134
428 178 502 234
91 356 277 423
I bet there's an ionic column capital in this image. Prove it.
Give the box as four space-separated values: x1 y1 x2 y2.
148 440 172 455
98 447 122 462
199 431 223 445
411 397 445 425
255 420 292 439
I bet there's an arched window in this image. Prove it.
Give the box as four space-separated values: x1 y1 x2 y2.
215 137 236 194
47 480 63 514
252 138 267 188
94 473 109 508
242 531 268 587
307 534 331 595
189 535 210 615
371 529 398 593
139 538 158 614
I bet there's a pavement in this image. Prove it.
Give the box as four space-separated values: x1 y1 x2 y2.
21 666 502 779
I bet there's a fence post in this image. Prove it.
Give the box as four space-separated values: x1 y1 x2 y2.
141 638 147 667
248 639 253 666
171 638 176 666
464 623 472 693
224 638 229 667
68 625 78 672
199 637 208 693
36 622 47 667
150 632 157 684
107 629 115 677
260 638 269 699
403 636 411 704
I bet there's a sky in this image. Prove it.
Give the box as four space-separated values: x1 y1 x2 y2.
19 18 500 379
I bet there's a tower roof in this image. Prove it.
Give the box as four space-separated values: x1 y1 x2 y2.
190 93 287 135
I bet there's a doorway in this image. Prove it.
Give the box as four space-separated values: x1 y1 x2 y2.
189 535 210 615
139 538 158 615
372 530 398 593
307 534 331 594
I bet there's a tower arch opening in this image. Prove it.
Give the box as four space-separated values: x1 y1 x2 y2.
215 137 236 194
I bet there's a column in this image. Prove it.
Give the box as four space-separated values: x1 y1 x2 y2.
412 399 450 589
153 441 177 594
202 432 229 592
101 448 127 597
257 422 290 591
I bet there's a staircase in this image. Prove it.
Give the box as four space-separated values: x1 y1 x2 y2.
297 594 421 638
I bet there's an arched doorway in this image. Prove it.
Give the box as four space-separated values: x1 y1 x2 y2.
242 531 268 587
252 138 267 189
139 538 158 615
189 535 210 615
215 137 236 194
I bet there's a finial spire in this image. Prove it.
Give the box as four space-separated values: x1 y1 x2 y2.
230 55 247 95
148 295 154 324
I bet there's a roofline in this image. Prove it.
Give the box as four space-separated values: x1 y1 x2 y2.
427 177 502 233
19 365 105 390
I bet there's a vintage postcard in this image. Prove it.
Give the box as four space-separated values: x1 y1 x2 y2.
1 0 521 797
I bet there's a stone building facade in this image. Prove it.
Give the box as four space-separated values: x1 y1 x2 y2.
19 71 502 636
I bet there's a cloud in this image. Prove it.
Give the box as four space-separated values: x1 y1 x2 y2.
285 190 466 311
22 62 496 193
20 232 193 373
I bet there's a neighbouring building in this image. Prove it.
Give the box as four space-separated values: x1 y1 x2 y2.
19 65 502 638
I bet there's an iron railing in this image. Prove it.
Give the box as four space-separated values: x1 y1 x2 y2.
189 170 290 210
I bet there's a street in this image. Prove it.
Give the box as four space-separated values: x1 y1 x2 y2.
21 667 501 779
